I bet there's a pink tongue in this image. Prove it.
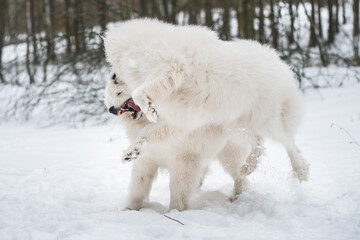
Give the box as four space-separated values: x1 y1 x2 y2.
128 98 141 112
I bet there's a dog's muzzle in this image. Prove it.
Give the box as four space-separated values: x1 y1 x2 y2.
108 98 141 120
108 106 117 115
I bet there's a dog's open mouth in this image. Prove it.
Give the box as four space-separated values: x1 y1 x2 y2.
109 98 141 119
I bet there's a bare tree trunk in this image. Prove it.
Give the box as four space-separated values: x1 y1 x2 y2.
149 0 155 17
44 0 56 62
150 0 161 18
328 0 335 44
270 0 279 49
237 0 245 38
49 0 55 24
354 0 360 60
237 0 255 39
170 0 176 23
7 0 16 43
248 0 255 39
140 0 148 16
335 0 340 33
342 0 347 24
74 0 86 55
79 0 86 53
29 0 39 65
258 0 265 43
188 0 199 24
0 0 8 83
301 0 329 65
124 0 133 19
309 0 317 47
26 1 35 84
74 0 80 54
64 0 72 54
221 0 231 40
162 0 169 21
204 0 213 29
318 0 323 38
288 0 295 44
96 0 107 33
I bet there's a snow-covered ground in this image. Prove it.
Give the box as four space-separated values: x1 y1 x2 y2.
0 85 360 240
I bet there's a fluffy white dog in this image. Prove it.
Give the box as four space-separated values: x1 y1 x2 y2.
103 18 309 211
105 71 262 210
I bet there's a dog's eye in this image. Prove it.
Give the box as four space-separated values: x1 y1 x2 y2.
117 92 122 96
112 73 118 84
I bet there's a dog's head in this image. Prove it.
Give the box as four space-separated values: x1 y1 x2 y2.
104 71 143 121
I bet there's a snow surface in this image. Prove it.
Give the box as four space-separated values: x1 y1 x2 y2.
1 85 360 240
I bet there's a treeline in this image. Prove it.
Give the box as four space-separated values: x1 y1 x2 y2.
0 0 359 85
0 0 359 125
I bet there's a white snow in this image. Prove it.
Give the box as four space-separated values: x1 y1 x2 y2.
1 85 360 240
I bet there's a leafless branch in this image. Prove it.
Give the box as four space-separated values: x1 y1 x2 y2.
330 123 360 148
163 214 185 225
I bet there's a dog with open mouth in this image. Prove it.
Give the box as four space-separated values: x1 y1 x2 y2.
105 71 262 210
103 18 309 211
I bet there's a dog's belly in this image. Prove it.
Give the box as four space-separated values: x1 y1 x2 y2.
144 124 230 169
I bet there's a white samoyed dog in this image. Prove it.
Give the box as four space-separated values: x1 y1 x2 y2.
103 18 309 211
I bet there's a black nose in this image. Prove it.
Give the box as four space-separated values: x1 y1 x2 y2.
109 106 116 114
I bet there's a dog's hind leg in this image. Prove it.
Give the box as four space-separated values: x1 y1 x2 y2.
125 157 158 210
271 97 309 182
217 141 252 202
271 130 309 182
270 132 309 182
284 142 309 182
240 136 264 176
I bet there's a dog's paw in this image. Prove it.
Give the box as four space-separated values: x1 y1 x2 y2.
294 163 310 182
169 199 188 211
145 102 158 123
132 90 158 123
292 160 310 182
122 138 146 162
123 148 140 162
124 201 143 211
229 194 239 203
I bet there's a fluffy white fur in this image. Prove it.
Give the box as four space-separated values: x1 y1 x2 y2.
105 72 261 210
103 18 309 211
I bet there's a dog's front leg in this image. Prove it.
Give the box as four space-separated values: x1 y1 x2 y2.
125 156 158 210
169 153 202 211
132 61 185 123
123 122 171 162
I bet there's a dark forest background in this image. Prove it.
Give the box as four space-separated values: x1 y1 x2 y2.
0 0 359 125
